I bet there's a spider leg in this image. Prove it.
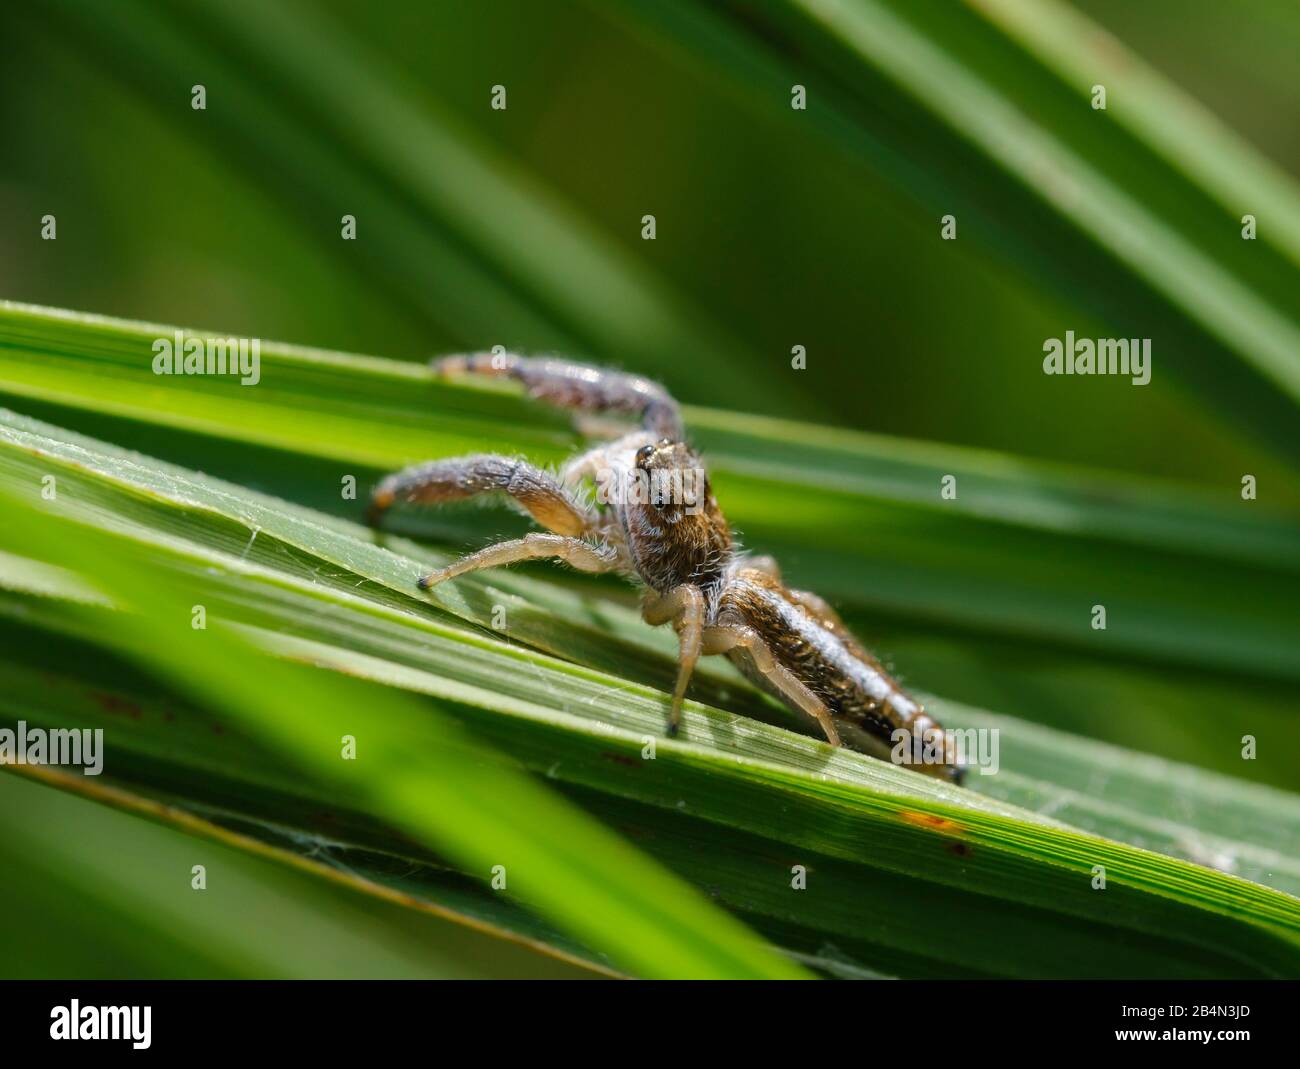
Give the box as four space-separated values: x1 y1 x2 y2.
702 623 843 748
367 454 595 535
642 584 705 737
417 533 618 590
557 438 636 490
433 352 683 440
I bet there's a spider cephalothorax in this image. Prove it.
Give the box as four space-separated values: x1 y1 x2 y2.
369 353 964 783
622 438 732 596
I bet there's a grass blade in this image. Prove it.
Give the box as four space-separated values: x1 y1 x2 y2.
2 403 1297 977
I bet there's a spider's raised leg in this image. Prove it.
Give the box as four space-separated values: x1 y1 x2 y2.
434 352 683 440
367 454 595 535
703 623 843 748
642 584 705 736
417 532 618 590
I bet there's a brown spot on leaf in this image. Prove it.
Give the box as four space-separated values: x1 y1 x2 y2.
899 810 965 835
899 810 971 857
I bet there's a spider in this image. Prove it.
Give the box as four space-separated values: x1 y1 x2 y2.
368 352 964 783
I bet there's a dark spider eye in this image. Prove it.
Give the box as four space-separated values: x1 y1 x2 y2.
635 444 655 466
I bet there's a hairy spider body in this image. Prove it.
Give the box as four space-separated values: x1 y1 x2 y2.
717 567 946 757
369 353 963 783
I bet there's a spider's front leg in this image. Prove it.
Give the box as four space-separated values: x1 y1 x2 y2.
642 584 705 737
366 454 618 589
368 454 592 534
702 623 843 748
417 533 618 590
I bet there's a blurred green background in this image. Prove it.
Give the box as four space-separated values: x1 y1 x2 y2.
2 0 1297 978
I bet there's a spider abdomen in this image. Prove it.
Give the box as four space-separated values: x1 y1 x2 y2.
719 567 961 780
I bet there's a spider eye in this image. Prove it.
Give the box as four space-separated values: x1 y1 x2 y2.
635 444 655 466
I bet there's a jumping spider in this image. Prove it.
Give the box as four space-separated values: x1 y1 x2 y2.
368 353 964 783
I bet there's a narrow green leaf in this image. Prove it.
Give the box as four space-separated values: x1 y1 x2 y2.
2 406 1297 977
0 487 810 980
2 302 1296 687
